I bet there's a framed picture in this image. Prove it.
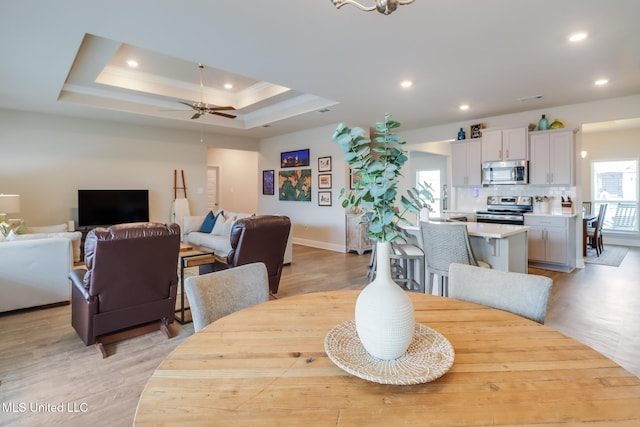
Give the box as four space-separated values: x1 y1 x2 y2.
318 156 332 172
318 173 332 189
318 191 332 206
280 149 310 168
350 168 362 190
278 169 312 201
470 123 485 139
262 170 275 195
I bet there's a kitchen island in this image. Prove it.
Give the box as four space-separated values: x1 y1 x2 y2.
402 222 530 274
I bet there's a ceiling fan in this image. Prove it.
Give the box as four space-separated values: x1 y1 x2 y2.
178 64 236 120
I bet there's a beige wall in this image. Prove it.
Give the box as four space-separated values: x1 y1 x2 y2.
206 148 259 215
1 109 258 228
581 127 640 201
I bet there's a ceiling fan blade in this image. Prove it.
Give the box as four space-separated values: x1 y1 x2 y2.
208 106 236 111
179 101 195 108
210 111 237 119
191 112 202 120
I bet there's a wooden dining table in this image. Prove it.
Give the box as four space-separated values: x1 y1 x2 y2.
134 290 640 426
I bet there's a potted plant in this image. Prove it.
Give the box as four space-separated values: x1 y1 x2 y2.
332 113 433 360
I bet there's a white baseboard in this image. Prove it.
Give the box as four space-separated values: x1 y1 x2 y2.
292 237 345 253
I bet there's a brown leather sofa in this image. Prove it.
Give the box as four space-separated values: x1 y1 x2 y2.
68 222 180 356
212 215 291 294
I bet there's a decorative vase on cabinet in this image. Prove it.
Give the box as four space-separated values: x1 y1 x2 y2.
355 240 415 360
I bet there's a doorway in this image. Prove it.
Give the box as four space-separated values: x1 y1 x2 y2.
207 166 220 212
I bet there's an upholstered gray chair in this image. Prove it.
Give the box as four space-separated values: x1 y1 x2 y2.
185 262 269 332
448 263 553 324
420 221 490 297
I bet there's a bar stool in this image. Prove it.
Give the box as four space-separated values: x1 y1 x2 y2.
420 221 490 297
367 233 426 293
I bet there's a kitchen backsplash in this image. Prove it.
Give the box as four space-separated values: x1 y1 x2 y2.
453 185 577 215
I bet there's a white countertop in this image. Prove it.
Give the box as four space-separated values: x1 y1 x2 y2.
403 222 529 239
464 222 530 238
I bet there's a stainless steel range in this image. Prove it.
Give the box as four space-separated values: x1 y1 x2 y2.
476 196 533 225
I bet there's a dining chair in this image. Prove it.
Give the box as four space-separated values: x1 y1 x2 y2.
419 221 490 297
587 203 607 256
582 201 592 215
448 263 553 324
184 262 269 332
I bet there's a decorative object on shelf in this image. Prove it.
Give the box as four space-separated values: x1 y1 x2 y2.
549 118 565 129
280 149 310 168
318 156 332 172
332 114 434 360
457 127 466 140
0 194 21 237
318 191 332 206
538 114 549 131
262 170 275 195
330 0 415 15
318 173 332 189
470 123 484 139
278 169 312 201
561 196 574 214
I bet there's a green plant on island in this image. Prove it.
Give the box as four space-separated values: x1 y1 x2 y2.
332 113 434 242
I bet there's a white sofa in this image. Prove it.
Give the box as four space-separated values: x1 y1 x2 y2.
182 211 293 264
0 237 73 312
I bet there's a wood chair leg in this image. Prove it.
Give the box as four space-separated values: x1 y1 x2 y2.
95 342 107 358
160 319 172 339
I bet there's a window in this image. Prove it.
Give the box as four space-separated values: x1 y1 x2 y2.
592 160 638 232
416 170 441 217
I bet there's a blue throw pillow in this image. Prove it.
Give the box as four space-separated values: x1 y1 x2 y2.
199 211 216 233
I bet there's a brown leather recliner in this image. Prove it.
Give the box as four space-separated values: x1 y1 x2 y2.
217 215 291 294
68 222 180 356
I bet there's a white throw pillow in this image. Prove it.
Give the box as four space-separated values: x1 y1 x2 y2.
211 213 227 235
182 215 206 234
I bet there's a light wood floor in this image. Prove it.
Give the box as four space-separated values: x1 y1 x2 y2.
1 244 638 426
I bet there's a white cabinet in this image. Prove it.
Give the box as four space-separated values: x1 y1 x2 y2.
346 213 372 255
524 214 576 272
481 127 528 162
529 129 575 185
451 139 481 186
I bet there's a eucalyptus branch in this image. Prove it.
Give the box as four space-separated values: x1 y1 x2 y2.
332 114 434 243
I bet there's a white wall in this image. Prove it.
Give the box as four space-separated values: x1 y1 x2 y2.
259 124 349 252
206 148 259 215
1 109 258 228
258 94 640 252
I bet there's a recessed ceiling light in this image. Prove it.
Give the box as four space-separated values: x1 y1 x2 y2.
595 78 609 86
459 104 470 111
224 83 233 90
400 80 413 88
568 32 588 42
127 60 139 68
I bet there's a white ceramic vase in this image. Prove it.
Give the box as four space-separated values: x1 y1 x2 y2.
355 241 415 360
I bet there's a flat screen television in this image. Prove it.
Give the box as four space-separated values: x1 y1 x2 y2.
78 189 149 227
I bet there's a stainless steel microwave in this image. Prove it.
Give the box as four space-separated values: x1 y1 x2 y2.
482 160 528 185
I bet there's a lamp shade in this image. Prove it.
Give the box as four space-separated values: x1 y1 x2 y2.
0 194 21 214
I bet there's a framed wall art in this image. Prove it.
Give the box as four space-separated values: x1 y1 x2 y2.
318 173 332 189
350 168 362 190
318 191 332 206
318 156 332 172
262 170 275 195
470 123 485 139
280 149 310 168
278 169 312 201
